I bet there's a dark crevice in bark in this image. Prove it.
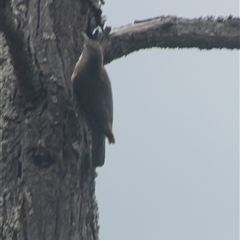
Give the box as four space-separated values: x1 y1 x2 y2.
26 35 33 60
90 215 97 240
13 231 17 240
83 129 89 147
24 0 30 17
18 161 22 179
54 208 59 240
18 175 28 240
1 1 42 102
36 0 41 36
33 51 41 72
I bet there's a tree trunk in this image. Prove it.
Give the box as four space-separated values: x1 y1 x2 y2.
1 0 100 239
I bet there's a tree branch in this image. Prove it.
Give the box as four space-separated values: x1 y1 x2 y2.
101 15 240 64
0 1 41 101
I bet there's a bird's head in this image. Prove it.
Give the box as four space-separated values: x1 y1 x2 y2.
81 32 103 65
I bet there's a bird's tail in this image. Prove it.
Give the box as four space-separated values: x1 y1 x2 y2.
107 132 115 144
92 128 106 167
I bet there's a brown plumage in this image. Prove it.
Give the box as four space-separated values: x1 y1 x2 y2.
71 32 115 166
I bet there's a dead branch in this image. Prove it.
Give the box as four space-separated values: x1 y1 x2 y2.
101 15 240 64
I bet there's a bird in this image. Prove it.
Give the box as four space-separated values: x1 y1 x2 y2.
71 32 115 167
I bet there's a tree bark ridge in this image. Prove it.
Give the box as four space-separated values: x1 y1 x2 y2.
1 1 42 101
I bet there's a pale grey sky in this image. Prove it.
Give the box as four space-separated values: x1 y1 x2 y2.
96 1 239 240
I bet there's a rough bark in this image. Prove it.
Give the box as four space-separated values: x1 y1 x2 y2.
1 0 100 239
1 0 239 240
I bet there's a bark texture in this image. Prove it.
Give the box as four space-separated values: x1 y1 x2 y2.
1 0 100 239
